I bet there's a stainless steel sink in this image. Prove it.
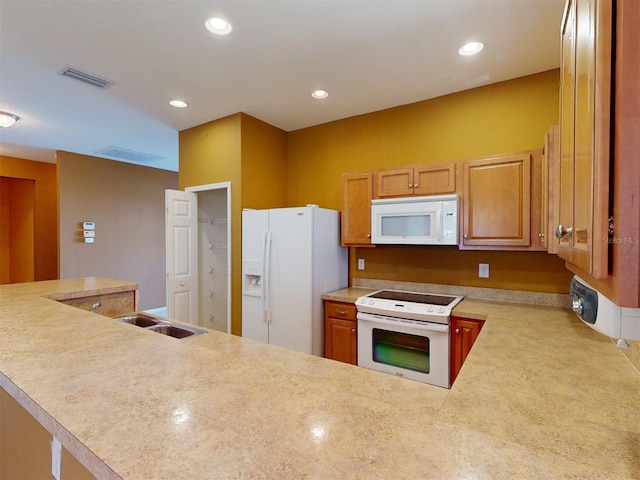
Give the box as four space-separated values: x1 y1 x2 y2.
116 313 161 328
114 313 207 339
148 324 206 339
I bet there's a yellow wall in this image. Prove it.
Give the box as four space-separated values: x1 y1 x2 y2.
287 69 572 292
0 155 58 281
287 70 561 209
180 70 571 334
179 113 287 335
240 113 288 209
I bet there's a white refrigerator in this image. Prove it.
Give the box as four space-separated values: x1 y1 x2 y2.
242 206 348 355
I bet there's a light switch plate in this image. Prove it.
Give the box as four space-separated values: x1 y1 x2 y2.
357 259 365 270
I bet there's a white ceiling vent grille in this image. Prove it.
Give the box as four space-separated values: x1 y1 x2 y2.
95 146 164 163
59 66 114 89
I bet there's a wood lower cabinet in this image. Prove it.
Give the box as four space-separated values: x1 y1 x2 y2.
324 300 357 365
375 163 456 198
462 150 544 250
57 290 137 317
341 172 373 246
450 316 485 385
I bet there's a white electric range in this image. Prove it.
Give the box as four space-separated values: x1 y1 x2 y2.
356 289 463 388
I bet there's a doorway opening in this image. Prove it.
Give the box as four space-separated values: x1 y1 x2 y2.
0 177 35 284
165 182 231 333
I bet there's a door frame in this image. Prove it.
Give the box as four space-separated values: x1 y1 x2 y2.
186 182 232 334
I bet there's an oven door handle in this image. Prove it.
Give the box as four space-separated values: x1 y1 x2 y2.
357 312 449 333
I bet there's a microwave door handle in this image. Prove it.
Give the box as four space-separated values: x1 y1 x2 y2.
436 209 443 242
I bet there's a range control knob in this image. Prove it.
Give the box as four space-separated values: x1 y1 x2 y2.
437 307 445 313
427 306 434 312
368 299 375 305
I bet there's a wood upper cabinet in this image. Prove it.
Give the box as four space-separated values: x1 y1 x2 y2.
557 0 611 278
341 172 373 246
542 125 561 254
556 0 640 306
462 151 544 250
375 163 456 198
324 300 357 365
450 316 485 386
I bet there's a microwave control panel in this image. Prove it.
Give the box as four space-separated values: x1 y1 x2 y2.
442 200 457 244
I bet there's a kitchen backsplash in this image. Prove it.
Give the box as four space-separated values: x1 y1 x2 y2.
353 278 571 308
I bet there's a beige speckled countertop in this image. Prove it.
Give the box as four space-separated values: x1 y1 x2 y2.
1 280 639 479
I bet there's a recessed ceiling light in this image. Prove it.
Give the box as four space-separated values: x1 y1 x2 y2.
458 41 484 56
169 100 188 108
0 111 19 128
311 90 329 99
205 17 232 35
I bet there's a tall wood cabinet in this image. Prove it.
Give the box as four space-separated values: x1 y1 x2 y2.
557 0 611 278
542 126 560 254
341 172 373 246
557 0 640 306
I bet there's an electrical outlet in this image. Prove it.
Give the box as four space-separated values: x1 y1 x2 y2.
51 437 62 480
357 258 365 270
479 263 489 278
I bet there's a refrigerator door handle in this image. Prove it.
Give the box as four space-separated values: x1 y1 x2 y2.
263 229 273 322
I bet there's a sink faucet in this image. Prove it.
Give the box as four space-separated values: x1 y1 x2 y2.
89 301 102 313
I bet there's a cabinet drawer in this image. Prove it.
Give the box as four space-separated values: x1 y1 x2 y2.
325 301 356 320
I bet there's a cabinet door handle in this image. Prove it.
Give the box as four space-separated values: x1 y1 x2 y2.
366 234 371 238
555 225 573 239
538 232 545 239
463 234 468 239
455 328 460 334
351 328 356 334
335 310 347 315
414 184 419 188
408 183 413 188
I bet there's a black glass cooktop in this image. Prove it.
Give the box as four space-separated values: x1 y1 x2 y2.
368 290 458 306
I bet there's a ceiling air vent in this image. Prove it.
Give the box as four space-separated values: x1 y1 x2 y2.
59 66 114 89
95 146 164 163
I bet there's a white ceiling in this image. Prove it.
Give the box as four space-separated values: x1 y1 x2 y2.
0 0 565 172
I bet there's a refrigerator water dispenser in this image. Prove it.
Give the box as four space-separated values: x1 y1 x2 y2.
242 260 263 296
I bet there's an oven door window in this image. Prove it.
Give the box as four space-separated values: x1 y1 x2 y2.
372 328 430 374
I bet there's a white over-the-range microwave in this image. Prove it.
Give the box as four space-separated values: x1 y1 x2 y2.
371 194 458 245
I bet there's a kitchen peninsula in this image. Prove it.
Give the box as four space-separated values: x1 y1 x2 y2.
1 278 639 479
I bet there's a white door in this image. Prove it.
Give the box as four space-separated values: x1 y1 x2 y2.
166 189 198 324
